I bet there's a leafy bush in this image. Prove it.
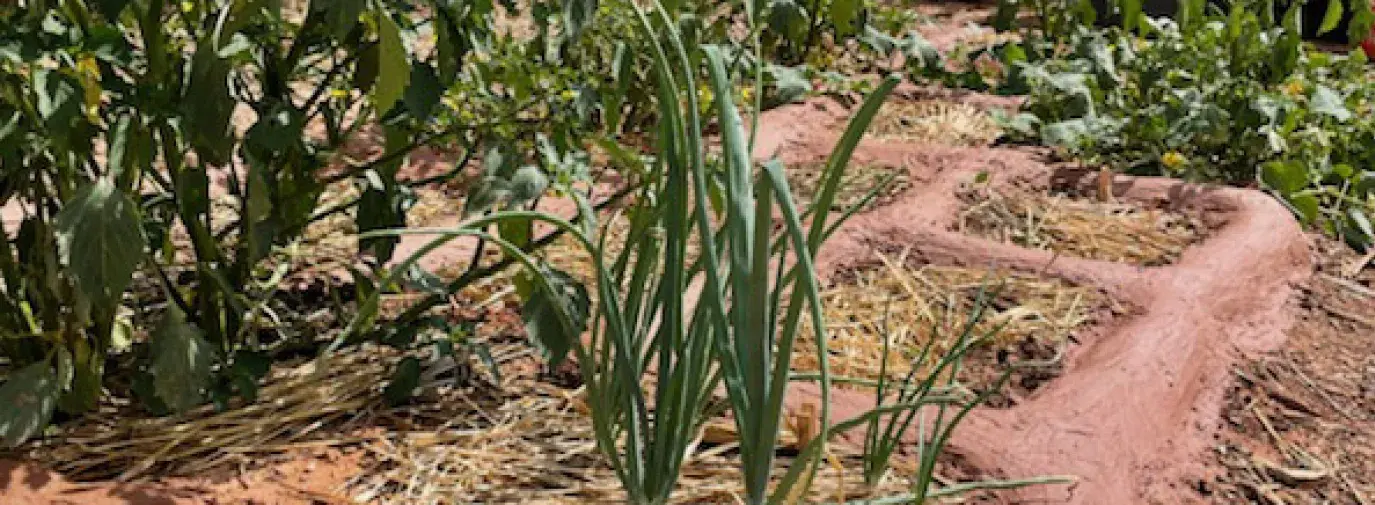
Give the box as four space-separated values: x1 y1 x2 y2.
999 0 1375 249
0 0 604 445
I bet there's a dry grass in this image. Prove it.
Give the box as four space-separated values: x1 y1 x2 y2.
793 250 1113 387
789 162 914 214
31 349 394 482
867 100 1002 146
346 370 920 505
958 187 1205 266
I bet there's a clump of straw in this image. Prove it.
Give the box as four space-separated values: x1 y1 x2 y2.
867 101 1002 146
958 186 1204 266
33 349 394 481
794 251 1114 387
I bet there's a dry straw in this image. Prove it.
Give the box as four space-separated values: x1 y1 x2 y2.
959 187 1204 266
33 350 392 482
867 100 1002 147
793 250 1113 386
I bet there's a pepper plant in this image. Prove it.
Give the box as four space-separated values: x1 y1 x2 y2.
0 0 609 445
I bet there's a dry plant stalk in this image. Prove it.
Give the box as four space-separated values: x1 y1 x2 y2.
959 187 1203 266
793 251 1112 386
867 100 1002 147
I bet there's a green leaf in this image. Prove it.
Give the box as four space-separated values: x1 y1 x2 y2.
1310 86 1352 121
56 178 145 307
383 357 422 405
521 266 589 366
184 44 235 165
1260 161 1309 195
1285 194 1320 223
150 306 214 412
95 0 131 20
1349 208 1374 240
830 0 862 36
0 361 60 447
317 0 366 39
403 63 443 121
353 43 380 93
372 11 411 114
765 64 812 106
1319 0 1345 35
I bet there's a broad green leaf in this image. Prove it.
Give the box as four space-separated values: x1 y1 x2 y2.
184 44 235 165
1319 0 1345 35
403 63 443 120
1285 194 1320 223
0 361 60 447
830 0 862 36
1310 86 1352 121
353 43 380 93
95 0 131 20
765 64 811 106
383 357 422 405
150 306 214 412
1351 2 1375 45
317 0 366 38
372 11 410 114
1260 161 1308 195
56 178 145 307
521 267 588 366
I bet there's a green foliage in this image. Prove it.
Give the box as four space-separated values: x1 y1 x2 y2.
997 0 1375 249
0 0 600 443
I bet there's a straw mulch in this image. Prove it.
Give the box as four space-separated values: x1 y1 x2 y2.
788 162 914 214
867 100 1002 147
793 250 1115 388
30 349 394 482
958 186 1205 267
345 354 922 504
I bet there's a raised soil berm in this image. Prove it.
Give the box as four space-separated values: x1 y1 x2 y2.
757 92 1313 504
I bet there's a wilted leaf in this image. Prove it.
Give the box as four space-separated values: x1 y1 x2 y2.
150 306 214 412
56 178 145 307
0 361 61 447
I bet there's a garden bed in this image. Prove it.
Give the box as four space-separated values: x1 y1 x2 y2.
793 249 1120 408
955 177 1212 267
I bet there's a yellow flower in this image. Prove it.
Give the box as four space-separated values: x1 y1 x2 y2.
1161 151 1187 170
1282 80 1305 97
740 86 753 102
329 88 349 99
